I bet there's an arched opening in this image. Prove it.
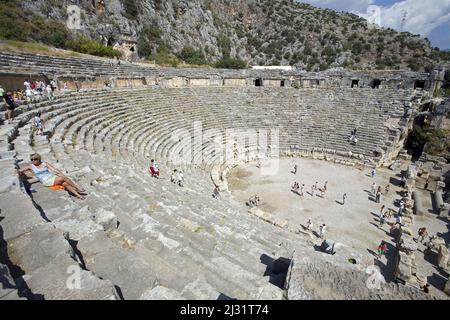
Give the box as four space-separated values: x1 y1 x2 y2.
414 80 426 90
351 80 359 88
255 78 262 87
107 37 115 47
371 79 382 89
280 80 285 87
130 46 135 52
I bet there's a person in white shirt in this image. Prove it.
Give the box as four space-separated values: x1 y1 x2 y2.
177 170 184 187
306 218 313 230
319 224 326 238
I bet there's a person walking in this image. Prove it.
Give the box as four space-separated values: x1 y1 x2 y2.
371 182 377 195
371 168 376 178
376 186 382 203
306 218 313 231
342 193 347 205
319 224 326 239
293 163 298 174
34 112 44 135
379 205 386 226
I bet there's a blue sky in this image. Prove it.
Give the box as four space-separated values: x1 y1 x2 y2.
298 0 450 49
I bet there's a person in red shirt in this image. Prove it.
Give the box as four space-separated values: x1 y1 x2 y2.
149 159 160 178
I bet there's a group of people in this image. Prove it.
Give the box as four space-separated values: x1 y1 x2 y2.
305 218 327 239
247 195 260 207
170 168 184 187
23 79 56 102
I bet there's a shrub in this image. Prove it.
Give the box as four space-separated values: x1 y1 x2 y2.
137 24 164 58
214 57 247 69
121 0 139 19
178 46 206 65
66 36 122 58
149 48 179 67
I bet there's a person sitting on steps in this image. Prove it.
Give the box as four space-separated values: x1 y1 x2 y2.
16 153 87 200
149 159 160 178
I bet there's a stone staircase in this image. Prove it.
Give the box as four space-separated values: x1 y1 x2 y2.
0 86 416 299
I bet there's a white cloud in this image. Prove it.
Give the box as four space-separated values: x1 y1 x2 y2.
377 0 450 36
298 0 450 46
299 0 375 12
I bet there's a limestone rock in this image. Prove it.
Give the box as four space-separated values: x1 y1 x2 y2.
437 244 449 270
140 286 186 300
92 208 118 231
444 279 450 296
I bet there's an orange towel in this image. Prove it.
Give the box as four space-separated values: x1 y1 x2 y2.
48 185 65 191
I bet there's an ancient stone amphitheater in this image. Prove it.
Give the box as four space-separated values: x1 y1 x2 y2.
0 52 447 300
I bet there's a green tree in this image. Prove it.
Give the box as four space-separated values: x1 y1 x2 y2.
178 46 206 65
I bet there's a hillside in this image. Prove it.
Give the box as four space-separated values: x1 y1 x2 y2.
1 0 450 70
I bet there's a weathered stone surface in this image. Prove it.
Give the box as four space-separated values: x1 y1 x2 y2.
92 208 118 232
140 285 186 300
437 245 449 271
444 279 450 296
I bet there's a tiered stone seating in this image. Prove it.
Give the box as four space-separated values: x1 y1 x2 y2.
0 85 416 299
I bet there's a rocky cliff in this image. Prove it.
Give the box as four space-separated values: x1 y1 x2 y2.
4 0 450 70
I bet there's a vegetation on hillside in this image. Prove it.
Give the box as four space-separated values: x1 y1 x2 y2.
1 0 449 70
0 0 121 58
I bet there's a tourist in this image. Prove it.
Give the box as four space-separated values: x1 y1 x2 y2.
396 214 402 225
371 182 377 195
247 195 260 207
421 283 430 294
342 193 347 205
398 200 404 216
292 181 299 194
3 92 16 121
376 186 382 203
293 163 298 174
25 87 33 103
379 205 386 226
319 224 326 239
300 184 305 197
46 84 54 101
371 168 376 178
75 80 80 92
170 169 177 183
50 79 57 92
425 236 435 252
311 184 315 196
377 241 388 259
149 159 160 178
417 227 428 243
24 79 31 91
34 112 44 135
177 170 184 187
306 218 313 230
400 175 406 188
384 184 390 195
212 185 220 199
16 153 87 200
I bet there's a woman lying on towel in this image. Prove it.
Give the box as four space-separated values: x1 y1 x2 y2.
16 153 87 200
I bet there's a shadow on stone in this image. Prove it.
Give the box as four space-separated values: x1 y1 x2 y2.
260 254 291 289
0 221 45 300
217 293 237 300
